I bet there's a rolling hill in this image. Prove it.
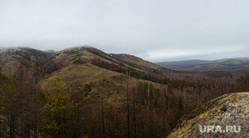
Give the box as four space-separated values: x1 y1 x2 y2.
0 46 167 106
1 46 249 137
40 46 166 107
156 58 249 72
0 46 174 137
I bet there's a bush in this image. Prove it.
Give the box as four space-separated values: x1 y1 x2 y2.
195 99 204 116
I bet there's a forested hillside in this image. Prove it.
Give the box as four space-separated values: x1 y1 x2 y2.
0 47 249 137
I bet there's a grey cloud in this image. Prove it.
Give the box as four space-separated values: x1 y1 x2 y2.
0 0 249 61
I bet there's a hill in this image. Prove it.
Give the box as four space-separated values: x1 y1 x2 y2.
168 92 249 137
157 58 249 72
40 47 165 107
110 53 167 73
0 46 176 137
0 46 167 107
186 59 249 72
1 46 249 137
156 59 216 67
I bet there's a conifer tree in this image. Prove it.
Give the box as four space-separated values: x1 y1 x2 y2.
178 96 183 110
39 77 75 138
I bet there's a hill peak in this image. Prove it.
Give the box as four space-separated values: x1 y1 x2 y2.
221 59 244 64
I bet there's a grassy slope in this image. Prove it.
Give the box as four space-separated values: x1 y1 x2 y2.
167 92 249 137
111 54 164 72
40 47 164 107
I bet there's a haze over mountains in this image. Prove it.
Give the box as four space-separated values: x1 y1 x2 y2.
156 57 249 72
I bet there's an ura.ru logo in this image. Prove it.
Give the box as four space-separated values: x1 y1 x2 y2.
199 125 241 133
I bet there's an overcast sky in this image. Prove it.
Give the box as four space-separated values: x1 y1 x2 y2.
0 0 249 62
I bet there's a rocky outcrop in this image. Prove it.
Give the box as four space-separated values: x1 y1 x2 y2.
168 92 249 137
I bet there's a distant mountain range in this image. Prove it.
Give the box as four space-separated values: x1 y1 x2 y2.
156 57 249 72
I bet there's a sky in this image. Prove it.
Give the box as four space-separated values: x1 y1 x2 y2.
0 0 249 62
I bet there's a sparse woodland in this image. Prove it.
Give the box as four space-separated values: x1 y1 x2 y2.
0 47 249 138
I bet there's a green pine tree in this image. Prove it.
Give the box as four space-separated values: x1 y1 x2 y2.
195 98 204 116
39 77 75 138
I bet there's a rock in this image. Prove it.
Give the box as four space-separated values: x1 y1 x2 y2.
167 92 249 138
220 105 227 112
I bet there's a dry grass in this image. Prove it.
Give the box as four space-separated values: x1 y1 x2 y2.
114 54 162 70
40 63 162 108
167 92 249 138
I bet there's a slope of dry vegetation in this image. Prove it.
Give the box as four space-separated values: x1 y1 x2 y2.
0 47 249 137
168 92 249 137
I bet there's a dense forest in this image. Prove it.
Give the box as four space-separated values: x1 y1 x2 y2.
0 47 249 137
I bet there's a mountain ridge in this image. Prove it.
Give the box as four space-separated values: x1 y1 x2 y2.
156 57 249 72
